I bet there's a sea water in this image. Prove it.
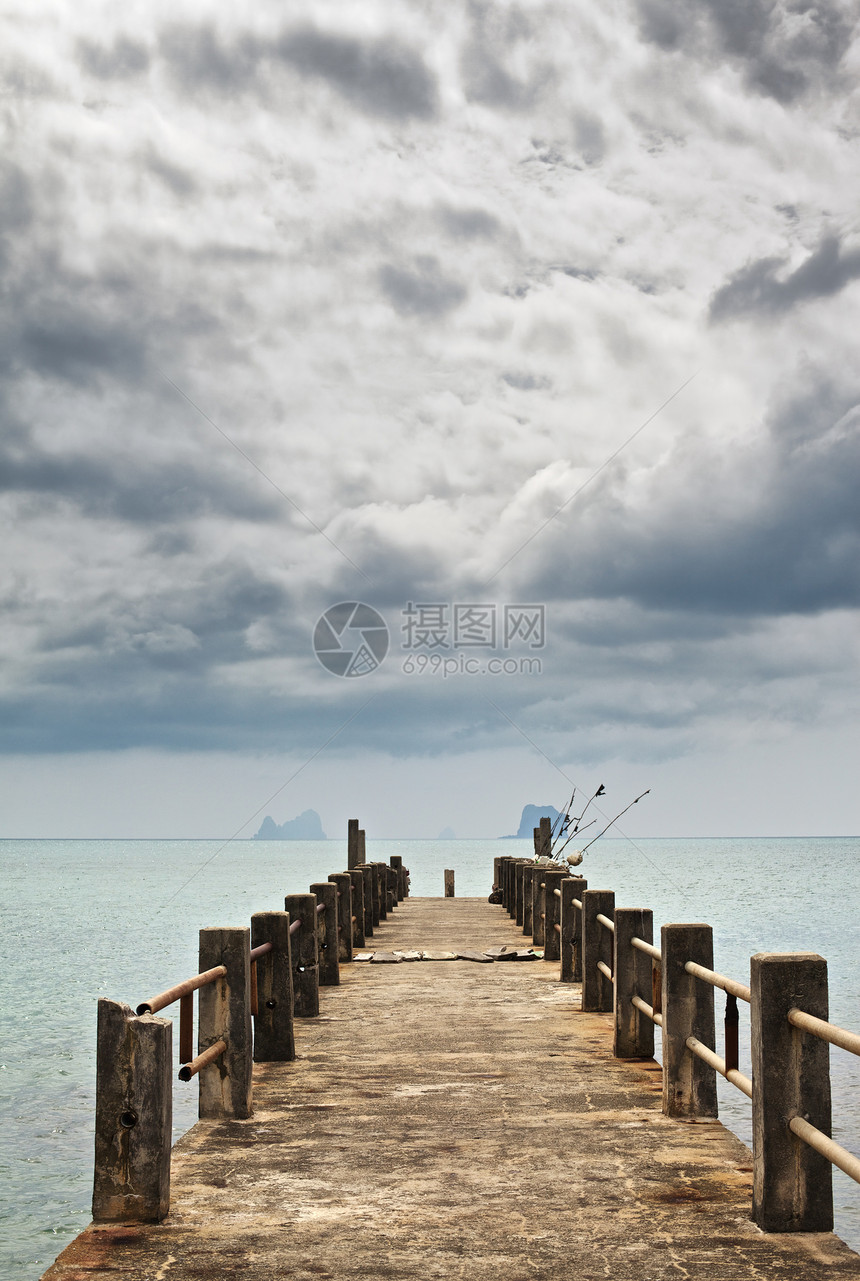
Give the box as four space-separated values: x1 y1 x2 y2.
2 835 860 1278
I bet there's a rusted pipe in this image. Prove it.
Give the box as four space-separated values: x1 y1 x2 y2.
179 992 193 1064
316 902 325 915
596 912 615 933
249 941 273 962
289 918 302 935
178 1039 227 1081
684 959 750 1003
725 992 739 1073
136 965 227 1016
788 1007 860 1057
553 922 561 934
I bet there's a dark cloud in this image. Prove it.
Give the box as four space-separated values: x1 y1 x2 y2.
502 371 552 391
0 427 281 525
710 233 860 321
437 205 502 240
378 256 467 317
521 377 860 618
158 23 438 120
635 0 855 103
276 27 439 120
158 25 261 93
77 36 151 80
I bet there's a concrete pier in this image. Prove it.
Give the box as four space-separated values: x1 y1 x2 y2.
44 898 860 1280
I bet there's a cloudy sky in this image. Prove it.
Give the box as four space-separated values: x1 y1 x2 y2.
2 0 859 840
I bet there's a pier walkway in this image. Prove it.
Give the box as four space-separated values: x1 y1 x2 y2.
45 897 860 1280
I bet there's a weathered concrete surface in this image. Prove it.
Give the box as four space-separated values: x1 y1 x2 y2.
44 898 860 1280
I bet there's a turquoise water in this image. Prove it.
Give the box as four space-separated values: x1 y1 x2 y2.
2 835 860 1276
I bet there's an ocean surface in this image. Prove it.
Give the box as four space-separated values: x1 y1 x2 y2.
3 835 860 1277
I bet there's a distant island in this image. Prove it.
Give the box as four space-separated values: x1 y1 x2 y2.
437 826 456 840
254 809 327 840
499 804 562 839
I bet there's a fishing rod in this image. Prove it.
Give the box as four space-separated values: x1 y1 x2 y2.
579 790 651 854
550 786 577 850
554 817 596 858
553 783 605 853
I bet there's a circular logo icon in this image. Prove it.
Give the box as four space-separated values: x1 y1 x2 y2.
313 602 389 678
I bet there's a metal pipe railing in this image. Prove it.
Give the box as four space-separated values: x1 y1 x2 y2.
178 1039 227 1082
136 965 227 1016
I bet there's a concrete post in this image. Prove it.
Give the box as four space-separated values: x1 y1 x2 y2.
346 868 366 947
197 927 253 1120
385 865 397 911
533 826 540 858
374 863 388 921
389 855 403 902
523 864 534 935
505 856 516 915
493 856 502 894
358 828 366 866
328 873 354 963
285 893 320 1017
560 876 587 982
359 864 375 936
251 911 295 1062
539 815 552 858
661 924 718 1120
543 869 568 962
514 861 525 925
444 868 455 897
92 999 172 1223
347 818 360 869
502 860 515 912
613 908 654 1059
581 890 614 1013
532 869 546 947
751 952 833 1232
310 882 340 986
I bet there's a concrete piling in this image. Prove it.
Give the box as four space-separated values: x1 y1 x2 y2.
359 864 375 936
751 952 833 1232
581 890 615 1013
522 863 535 935
347 819 360 870
285 894 320 1017
661 923 718 1120
251 911 295 1062
346 868 366 947
197 927 253 1120
328 873 354 963
613 908 654 1059
532 869 546 947
92 999 172 1223
444 869 455 897
560 876 586 982
310 882 340 986
542 869 568 962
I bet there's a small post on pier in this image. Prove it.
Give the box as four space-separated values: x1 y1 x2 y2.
347 819 360 869
444 868 455 897
533 826 541 858
661 923 717 1120
543 869 567 962
374 863 388 921
358 828 367 866
328 873 354 963
311 881 340 986
390 855 404 901
523 863 535 934
197 927 253 1119
251 911 295 1061
532 870 546 947
539 815 552 859
92 1000 172 1222
514 860 526 924
560 876 586 982
359 864 375 935
581 890 614 1012
750 952 833 1232
346 868 366 947
285 893 320 1017
613 908 654 1058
